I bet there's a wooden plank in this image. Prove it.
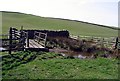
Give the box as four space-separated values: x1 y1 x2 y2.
29 40 42 48
28 39 44 48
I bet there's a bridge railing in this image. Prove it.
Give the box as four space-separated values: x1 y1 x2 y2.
34 31 47 47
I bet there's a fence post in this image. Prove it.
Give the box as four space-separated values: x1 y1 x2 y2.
27 32 29 47
77 35 80 40
38 32 41 43
34 31 36 40
9 27 12 54
21 26 25 50
115 37 118 49
101 38 104 48
44 33 47 47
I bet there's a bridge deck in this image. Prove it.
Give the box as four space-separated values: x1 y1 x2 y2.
26 39 45 48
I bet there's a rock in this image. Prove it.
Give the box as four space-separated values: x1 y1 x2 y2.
78 55 86 59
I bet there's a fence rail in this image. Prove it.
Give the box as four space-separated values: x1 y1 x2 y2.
34 31 47 47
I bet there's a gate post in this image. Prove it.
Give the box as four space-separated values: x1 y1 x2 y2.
9 27 12 54
26 32 29 47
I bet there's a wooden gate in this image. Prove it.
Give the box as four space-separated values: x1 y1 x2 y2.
0 27 28 54
115 37 120 49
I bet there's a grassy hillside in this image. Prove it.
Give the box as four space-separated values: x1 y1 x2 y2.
1 11 119 79
2 11 118 37
2 51 118 79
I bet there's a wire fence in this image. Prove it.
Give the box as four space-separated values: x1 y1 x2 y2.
70 35 116 49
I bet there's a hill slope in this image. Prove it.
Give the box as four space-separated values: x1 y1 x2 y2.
2 11 118 37
2 52 118 79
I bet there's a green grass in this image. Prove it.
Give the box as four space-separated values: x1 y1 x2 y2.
2 11 118 37
2 51 119 79
0 52 8 55
1 11 119 79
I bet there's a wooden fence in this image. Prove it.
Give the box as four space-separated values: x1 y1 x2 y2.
0 27 28 54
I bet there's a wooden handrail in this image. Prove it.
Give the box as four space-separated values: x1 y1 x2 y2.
34 31 47 47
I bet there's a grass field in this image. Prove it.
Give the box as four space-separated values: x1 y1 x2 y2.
1 11 119 79
2 51 119 79
2 11 118 37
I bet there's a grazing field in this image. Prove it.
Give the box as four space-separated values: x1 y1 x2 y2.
1 11 119 80
2 51 118 79
2 11 118 37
